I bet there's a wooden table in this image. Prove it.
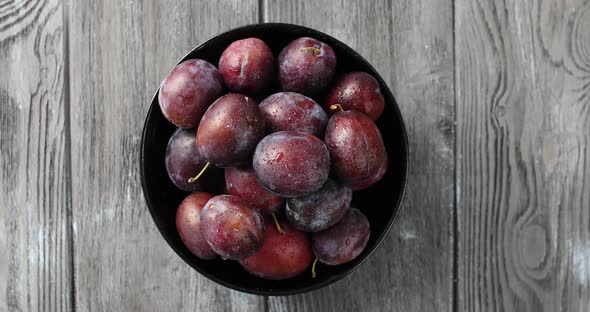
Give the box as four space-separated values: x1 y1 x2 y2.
1 0 588 311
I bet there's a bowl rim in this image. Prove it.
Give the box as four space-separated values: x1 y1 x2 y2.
140 22 410 296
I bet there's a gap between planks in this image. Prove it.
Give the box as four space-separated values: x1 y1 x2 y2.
62 0 76 310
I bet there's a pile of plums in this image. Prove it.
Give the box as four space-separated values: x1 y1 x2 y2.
160 36 387 280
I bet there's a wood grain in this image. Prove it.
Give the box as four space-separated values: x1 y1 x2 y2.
0 0 72 311
68 1 265 311
264 1 455 311
2 0 587 310
456 0 590 311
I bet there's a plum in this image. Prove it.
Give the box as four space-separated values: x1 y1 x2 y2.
196 93 266 167
278 37 336 96
326 72 384 120
176 192 217 259
165 128 222 192
200 195 265 260
285 179 351 232
259 92 328 137
159 59 223 128
312 208 370 265
253 131 330 197
225 167 284 215
240 218 312 280
351 157 388 191
219 38 274 95
324 109 386 185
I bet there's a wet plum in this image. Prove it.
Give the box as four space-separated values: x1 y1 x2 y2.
312 208 370 265
324 109 386 185
159 59 223 128
259 92 328 137
197 94 266 167
165 128 222 192
285 179 351 232
278 37 336 96
176 192 217 259
253 131 330 197
225 167 284 215
326 72 385 121
240 218 312 280
219 38 274 95
351 157 388 191
200 195 265 260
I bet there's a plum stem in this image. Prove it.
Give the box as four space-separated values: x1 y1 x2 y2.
300 47 321 55
187 162 210 183
330 103 344 112
311 257 319 278
271 212 285 234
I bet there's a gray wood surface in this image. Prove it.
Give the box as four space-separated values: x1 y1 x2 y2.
263 0 455 311
0 1 73 311
456 0 590 311
67 1 264 311
1 0 589 311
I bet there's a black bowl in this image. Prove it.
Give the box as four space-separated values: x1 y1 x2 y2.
140 23 409 296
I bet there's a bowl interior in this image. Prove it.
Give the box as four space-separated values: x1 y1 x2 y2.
141 23 408 296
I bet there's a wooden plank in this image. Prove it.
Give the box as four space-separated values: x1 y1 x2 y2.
68 1 265 311
0 0 72 311
456 0 590 311
264 1 455 311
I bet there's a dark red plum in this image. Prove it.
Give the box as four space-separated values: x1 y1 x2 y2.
324 110 386 185
159 59 223 128
351 157 388 191
176 192 217 259
197 94 266 167
165 128 222 192
225 167 284 215
285 179 351 232
219 38 274 95
253 131 330 197
326 72 385 121
259 92 328 137
278 37 336 96
312 208 370 265
240 218 312 280
200 195 265 260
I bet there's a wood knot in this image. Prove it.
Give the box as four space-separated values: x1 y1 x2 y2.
519 224 548 270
